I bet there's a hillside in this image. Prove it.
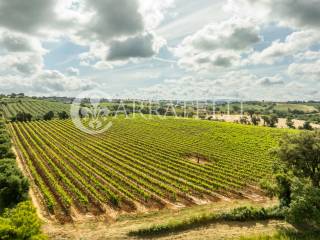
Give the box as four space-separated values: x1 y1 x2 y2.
8 116 294 222
1 99 70 120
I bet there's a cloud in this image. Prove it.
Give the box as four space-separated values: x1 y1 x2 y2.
226 0 320 30
0 0 55 33
130 71 286 100
248 30 320 65
288 60 320 80
0 31 44 52
0 69 97 96
174 18 261 71
107 33 165 61
268 0 320 29
66 67 80 76
138 0 174 30
74 0 172 67
77 0 144 43
258 76 284 86
294 51 320 62
32 70 97 94
0 31 46 76
0 53 43 75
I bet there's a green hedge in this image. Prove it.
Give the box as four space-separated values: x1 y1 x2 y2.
129 206 284 237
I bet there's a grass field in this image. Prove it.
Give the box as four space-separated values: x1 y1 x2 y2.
1 100 70 119
8 116 293 221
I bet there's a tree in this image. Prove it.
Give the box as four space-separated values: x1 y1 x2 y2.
247 109 255 119
266 131 320 229
232 105 240 113
269 115 278 128
240 116 249 125
43 111 54 121
286 117 295 129
275 131 320 188
301 121 313 131
261 116 270 126
0 159 29 209
11 112 32 122
251 115 260 126
58 111 69 120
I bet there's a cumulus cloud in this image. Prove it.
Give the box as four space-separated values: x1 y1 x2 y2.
0 31 46 76
0 53 43 75
288 60 320 80
0 0 56 33
33 70 96 93
0 69 97 96
294 51 320 62
74 0 172 67
174 18 261 71
78 0 144 43
0 31 45 53
248 30 320 65
138 0 174 30
226 0 320 30
258 76 284 86
267 0 320 29
107 33 165 61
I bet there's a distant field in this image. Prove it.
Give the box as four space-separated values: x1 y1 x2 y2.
1 100 70 119
274 103 318 112
9 117 292 220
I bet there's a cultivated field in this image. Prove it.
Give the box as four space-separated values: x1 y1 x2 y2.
9 117 291 221
1 100 70 119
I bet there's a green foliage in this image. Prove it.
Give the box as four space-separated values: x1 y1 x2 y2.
262 115 278 128
0 144 14 159
286 183 320 230
11 112 32 122
251 115 261 126
302 121 313 131
219 206 283 221
0 159 29 210
0 201 46 240
286 118 295 129
43 111 54 121
274 131 320 188
267 130 320 230
0 115 46 239
57 111 69 120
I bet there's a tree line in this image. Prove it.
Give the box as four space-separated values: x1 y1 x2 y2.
10 110 69 122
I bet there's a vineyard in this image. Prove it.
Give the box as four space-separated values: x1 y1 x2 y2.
9 117 292 220
1 100 70 119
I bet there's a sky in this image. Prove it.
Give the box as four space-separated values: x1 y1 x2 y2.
0 0 320 101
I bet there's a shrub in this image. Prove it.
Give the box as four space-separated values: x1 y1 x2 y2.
0 159 29 210
0 201 46 240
